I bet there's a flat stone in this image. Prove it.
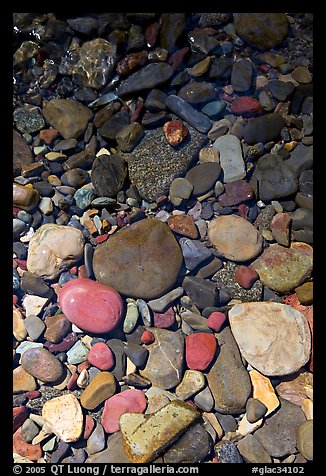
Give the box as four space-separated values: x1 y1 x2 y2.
116 123 144 153
212 134 246 183
249 370 279 416
42 99 93 140
218 180 254 207
13 183 40 211
140 328 184 390
207 326 252 414
66 340 89 365
234 266 259 290
123 299 139 334
44 314 71 344
13 427 42 461
80 371 116 410
13 307 28 342
93 218 183 300
91 154 127 198
229 302 311 376
234 13 289 50
251 242 313 292
107 339 126 381
118 63 173 96
178 81 216 105
160 13 185 52
58 277 124 334
101 389 147 433
148 288 183 314
21 347 64 383
124 343 148 368
285 144 313 177
254 398 306 458
244 114 286 145
185 333 217 371
166 95 213 134
296 420 313 460
214 441 243 463
27 224 84 280
182 276 219 310
22 295 48 318
168 215 198 239
231 59 253 92
292 66 312 84
87 342 114 371
120 400 200 463
180 238 213 272
42 394 83 443
270 212 292 246
185 162 221 196
162 422 213 463
237 434 272 463
194 386 215 412
250 154 298 201
14 107 45 135
208 215 263 262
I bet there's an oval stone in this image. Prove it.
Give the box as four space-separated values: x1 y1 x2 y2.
58 278 124 334
208 215 263 262
21 347 64 383
93 218 183 300
228 302 312 376
80 371 116 410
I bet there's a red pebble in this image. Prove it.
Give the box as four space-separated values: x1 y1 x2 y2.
96 234 109 244
101 389 147 433
168 47 189 71
13 427 42 461
238 204 249 219
163 120 188 146
77 361 91 373
230 96 263 116
130 99 144 123
13 295 19 305
207 312 226 332
219 92 234 103
39 128 58 144
15 259 27 270
70 266 78 275
260 64 269 73
141 330 155 345
153 307 175 328
185 333 217 371
87 342 115 371
235 266 259 289
77 265 88 278
13 406 29 433
83 415 95 440
67 372 78 391
13 207 21 217
25 391 41 400
144 22 160 47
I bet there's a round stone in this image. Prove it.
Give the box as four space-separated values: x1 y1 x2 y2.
228 302 312 376
87 342 115 370
185 162 221 196
58 277 124 334
208 215 263 262
185 333 217 371
141 330 155 345
93 218 183 300
44 314 71 344
21 347 64 383
296 420 313 461
26 224 84 280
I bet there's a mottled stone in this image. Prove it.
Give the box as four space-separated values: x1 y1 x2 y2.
93 219 183 300
13 183 40 212
101 389 147 433
275 369 313 406
168 215 198 239
229 302 311 376
175 370 206 400
182 276 219 310
44 314 71 344
234 13 289 50
13 130 33 175
42 99 92 140
21 347 64 383
42 394 83 443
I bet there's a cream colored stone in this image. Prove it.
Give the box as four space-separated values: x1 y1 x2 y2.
13 366 37 394
42 394 84 443
53 367 71 390
120 400 200 463
126 357 137 376
202 412 223 439
13 306 27 341
22 295 48 317
301 399 313 420
13 453 34 464
229 302 311 376
77 369 89 388
175 370 205 400
27 224 84 280
249 369 280 416
237 414 263 436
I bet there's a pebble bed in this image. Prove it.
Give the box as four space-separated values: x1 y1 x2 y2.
13 12 313 464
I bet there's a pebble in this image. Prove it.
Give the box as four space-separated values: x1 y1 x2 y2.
235 266 259 290
42 394 84 443
123 298 139 334
208 215 263 262
42 99 93 140
231 59 253 92
21 347 64 383
26 224 84 280
243 113 285 145
101 388 147 433
234 13 288 50
295 281 313 305
86 432 130 463
141 330 155 345
91 154 127 197
163 120 188 146
44 314 71 344
166 95 213 134
66 340 89 365
80 371 116 410
13 183 40 212
120 400 200 463
185 333 217 371
21 419 40 443
13 129 33 175
214 441 243 463
116 122 144 152
251 242 313 292
24 315 45 340
229 302 311 376
296 420 313 460
148 288 183 314
86 422 106 456
87 342 114 370
179 238 212 272
193 386 214 412
292 66 312 84
169 178 193 205
168 214 198 239
118 63 173 96
212 134 245 183
275 369 313 407
182 276 219 310
268 80 295 102
107 339 126 381
237 434 272 464
270 212 292 247
207 326 251 414
93 218 183 300
246 398 268 424
140 328 184 389
124 342 148 368
22 295 48 317
207 312 226 332
13 427 42 461
59 277 124 334
178 81 216 105
185 163 221 196
13 307 27 342
175 370 205 400
250 369 280 416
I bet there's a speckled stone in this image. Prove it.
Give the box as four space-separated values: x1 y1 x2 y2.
120 126 207 202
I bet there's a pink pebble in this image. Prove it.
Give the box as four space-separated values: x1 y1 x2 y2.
141 330 155 345
83 415 95 440
185 333 217 371
25 391 41 400
58 278 124 334
87 342 114 370
101 389 147 433
153 307 175 328
13 406 29 433
67 372 78 391
207 312 226 332
13 295 18 305
77 361 91 373
235 266 259 290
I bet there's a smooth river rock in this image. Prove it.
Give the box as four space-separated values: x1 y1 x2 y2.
42 394 83 443
27 224 84 280
228 302 311 376
234 13 289 50
208 215 263 262
93 218 183 300
21 347 64 383
58 278 124 334
251 242 313 292
212 134 246 183
140 328 184 390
